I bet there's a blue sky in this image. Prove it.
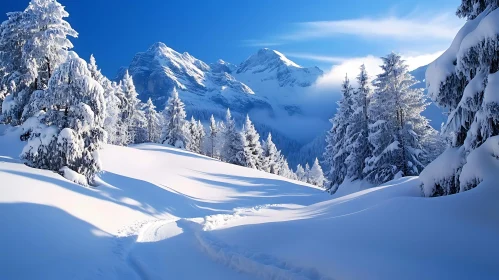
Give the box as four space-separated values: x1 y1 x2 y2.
1 0 462 81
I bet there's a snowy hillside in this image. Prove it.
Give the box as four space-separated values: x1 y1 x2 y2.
1 126 498 280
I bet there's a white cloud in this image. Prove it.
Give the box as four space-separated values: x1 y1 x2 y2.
281 13 463 42
308 51 444 89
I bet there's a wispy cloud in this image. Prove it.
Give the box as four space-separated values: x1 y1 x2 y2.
280 13 462 42
243 11 463 47
283 52 348 63
241 39 283 47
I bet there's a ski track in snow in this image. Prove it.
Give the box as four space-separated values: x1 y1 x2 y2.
118 204 331 280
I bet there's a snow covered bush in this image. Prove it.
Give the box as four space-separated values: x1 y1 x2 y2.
421 1 499 196
21 56 105 185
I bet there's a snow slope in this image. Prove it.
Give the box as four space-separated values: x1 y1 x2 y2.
1 125 498 279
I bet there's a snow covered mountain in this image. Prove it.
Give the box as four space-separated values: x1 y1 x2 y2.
118 42 271 114
119 43 327 166
119 43 324 117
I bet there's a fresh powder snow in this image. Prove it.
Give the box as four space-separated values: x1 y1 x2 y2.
1 125 498 280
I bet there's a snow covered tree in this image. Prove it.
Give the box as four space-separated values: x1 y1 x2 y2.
296 164 306 181
86 55 121 144
20 56 105 185
0 11 26 121
8 0 78 123
276 155 295 179
261 133 281 174
196 120 206 153
221 108 245 166
364 53 435 184
207 114 218 157
110 82 128 145
120 71 143 144
131 105 148 144
308 158 325 187
345 64 371 181
161 88 189 148
323 75 354 193
304 163 311 183
241 115 263 169
143 98 161 143
457 0 498 19
421 2 499 196
187 116 204 153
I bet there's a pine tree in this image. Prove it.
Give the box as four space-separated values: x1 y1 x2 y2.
0 11 25 121
241 115 263 169
196 120 206 154
345 65 371 181
161 88 189 148
323 75 354 193
296 164 306 181
120 71 143 144
221 108 245 165
111 81 128 146
143 98 161 142
421 1 499 196
187 116 201 153
309 158 325 187
87 55 121 145
20 57 105 185
208 114 218 157
304 163 311 184
262 133 281 174
457 0 498 19
364 53 435 184
2 0 77 124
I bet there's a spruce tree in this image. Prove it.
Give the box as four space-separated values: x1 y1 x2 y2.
345 64 371 181
323 75 354 193
364 53 435 184
262 133 281 174
161 88 189 148
196 120 206 154
221 108 245 165
422 1 499 196
2 0 77 124
309 158 325 187
21 57 105 185
87 55 122 144
143 98 161 143
296 164 306 182
187 116 201 153
208 114 218 157
241 115 263 169
121 71 143 144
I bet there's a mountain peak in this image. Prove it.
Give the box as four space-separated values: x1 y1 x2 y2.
256 48 301 68
237 48 305 75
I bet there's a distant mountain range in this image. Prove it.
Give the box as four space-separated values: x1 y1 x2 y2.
118 42 445 166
